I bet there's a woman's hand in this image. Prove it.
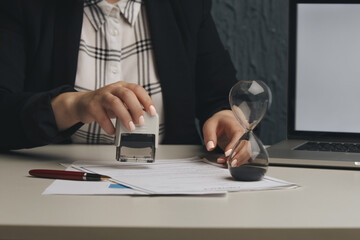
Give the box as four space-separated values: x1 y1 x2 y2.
202 110 251 166
51 81 157 135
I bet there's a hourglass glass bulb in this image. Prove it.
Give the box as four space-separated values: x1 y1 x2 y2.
228 132 269 181
229 80 271 131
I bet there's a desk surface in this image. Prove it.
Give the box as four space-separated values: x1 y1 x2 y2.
1 144 360 240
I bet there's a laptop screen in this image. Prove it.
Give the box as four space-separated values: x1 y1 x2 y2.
288 0 360 140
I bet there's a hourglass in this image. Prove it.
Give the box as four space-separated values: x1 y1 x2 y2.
228 80 271 181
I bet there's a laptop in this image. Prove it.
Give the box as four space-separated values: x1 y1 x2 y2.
268 0 360 169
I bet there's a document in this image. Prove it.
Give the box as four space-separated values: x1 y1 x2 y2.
43 157 297 195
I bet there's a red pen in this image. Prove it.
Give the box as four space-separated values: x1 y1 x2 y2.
29 169 111 181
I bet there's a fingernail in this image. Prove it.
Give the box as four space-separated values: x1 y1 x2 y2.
231 159 238 168
206 141 215 151
225 149 232 157
217 157 225 163
149 105 157 116
129 121 136 131
139 115 145 125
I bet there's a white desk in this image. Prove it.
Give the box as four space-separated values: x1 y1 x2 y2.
1 144 360 240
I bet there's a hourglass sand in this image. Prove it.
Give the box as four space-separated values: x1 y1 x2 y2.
228 80 271 181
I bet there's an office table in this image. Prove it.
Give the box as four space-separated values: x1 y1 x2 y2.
0 144 360 240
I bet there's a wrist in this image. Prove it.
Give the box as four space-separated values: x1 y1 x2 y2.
51 92 82 131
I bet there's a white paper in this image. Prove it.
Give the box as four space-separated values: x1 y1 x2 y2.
43 157 297 195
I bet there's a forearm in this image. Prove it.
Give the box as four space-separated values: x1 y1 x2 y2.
0 87 82 151
195 0 237 126
0 2 83 150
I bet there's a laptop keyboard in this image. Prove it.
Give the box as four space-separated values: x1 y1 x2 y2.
295 141 360 153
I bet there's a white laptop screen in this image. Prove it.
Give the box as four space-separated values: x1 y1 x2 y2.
295 3 360 133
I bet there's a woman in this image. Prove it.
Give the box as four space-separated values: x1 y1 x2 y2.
0 0 248 165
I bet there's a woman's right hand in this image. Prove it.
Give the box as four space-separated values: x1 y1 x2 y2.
51 81 157 135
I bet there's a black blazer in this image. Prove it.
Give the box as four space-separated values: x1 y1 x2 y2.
0 0 237 150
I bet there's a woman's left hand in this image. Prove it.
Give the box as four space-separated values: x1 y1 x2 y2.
202 110 250 165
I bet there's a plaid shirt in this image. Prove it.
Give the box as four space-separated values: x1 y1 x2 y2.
72 0 165 144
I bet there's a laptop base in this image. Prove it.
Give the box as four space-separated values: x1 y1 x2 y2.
268 140 360 169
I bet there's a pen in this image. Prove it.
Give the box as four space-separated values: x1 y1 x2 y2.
29 169 111 181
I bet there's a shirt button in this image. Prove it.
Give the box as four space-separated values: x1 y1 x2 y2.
112 67 118 74
110 29 119 36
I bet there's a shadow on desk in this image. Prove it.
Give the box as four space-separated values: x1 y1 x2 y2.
0 149 73 163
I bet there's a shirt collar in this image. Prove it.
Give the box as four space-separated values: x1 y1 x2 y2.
84 0 142 30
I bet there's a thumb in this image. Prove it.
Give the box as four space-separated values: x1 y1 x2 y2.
202 118 218 151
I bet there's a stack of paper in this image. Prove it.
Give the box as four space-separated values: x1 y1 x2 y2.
43 157 297 195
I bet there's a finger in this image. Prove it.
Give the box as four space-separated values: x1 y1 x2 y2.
224 131 244 157
102 94 135 131
217 156 227 164
113 88 144 125
230 140 251 167
92 105 116 135
125 83 157 116
202 118 218 151
106 109 116 119
237 142 252 165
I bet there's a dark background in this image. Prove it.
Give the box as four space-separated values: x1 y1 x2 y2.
211 0 288 145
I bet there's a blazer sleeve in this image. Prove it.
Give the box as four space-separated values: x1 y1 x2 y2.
195 0 238 126
0 1 81 151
